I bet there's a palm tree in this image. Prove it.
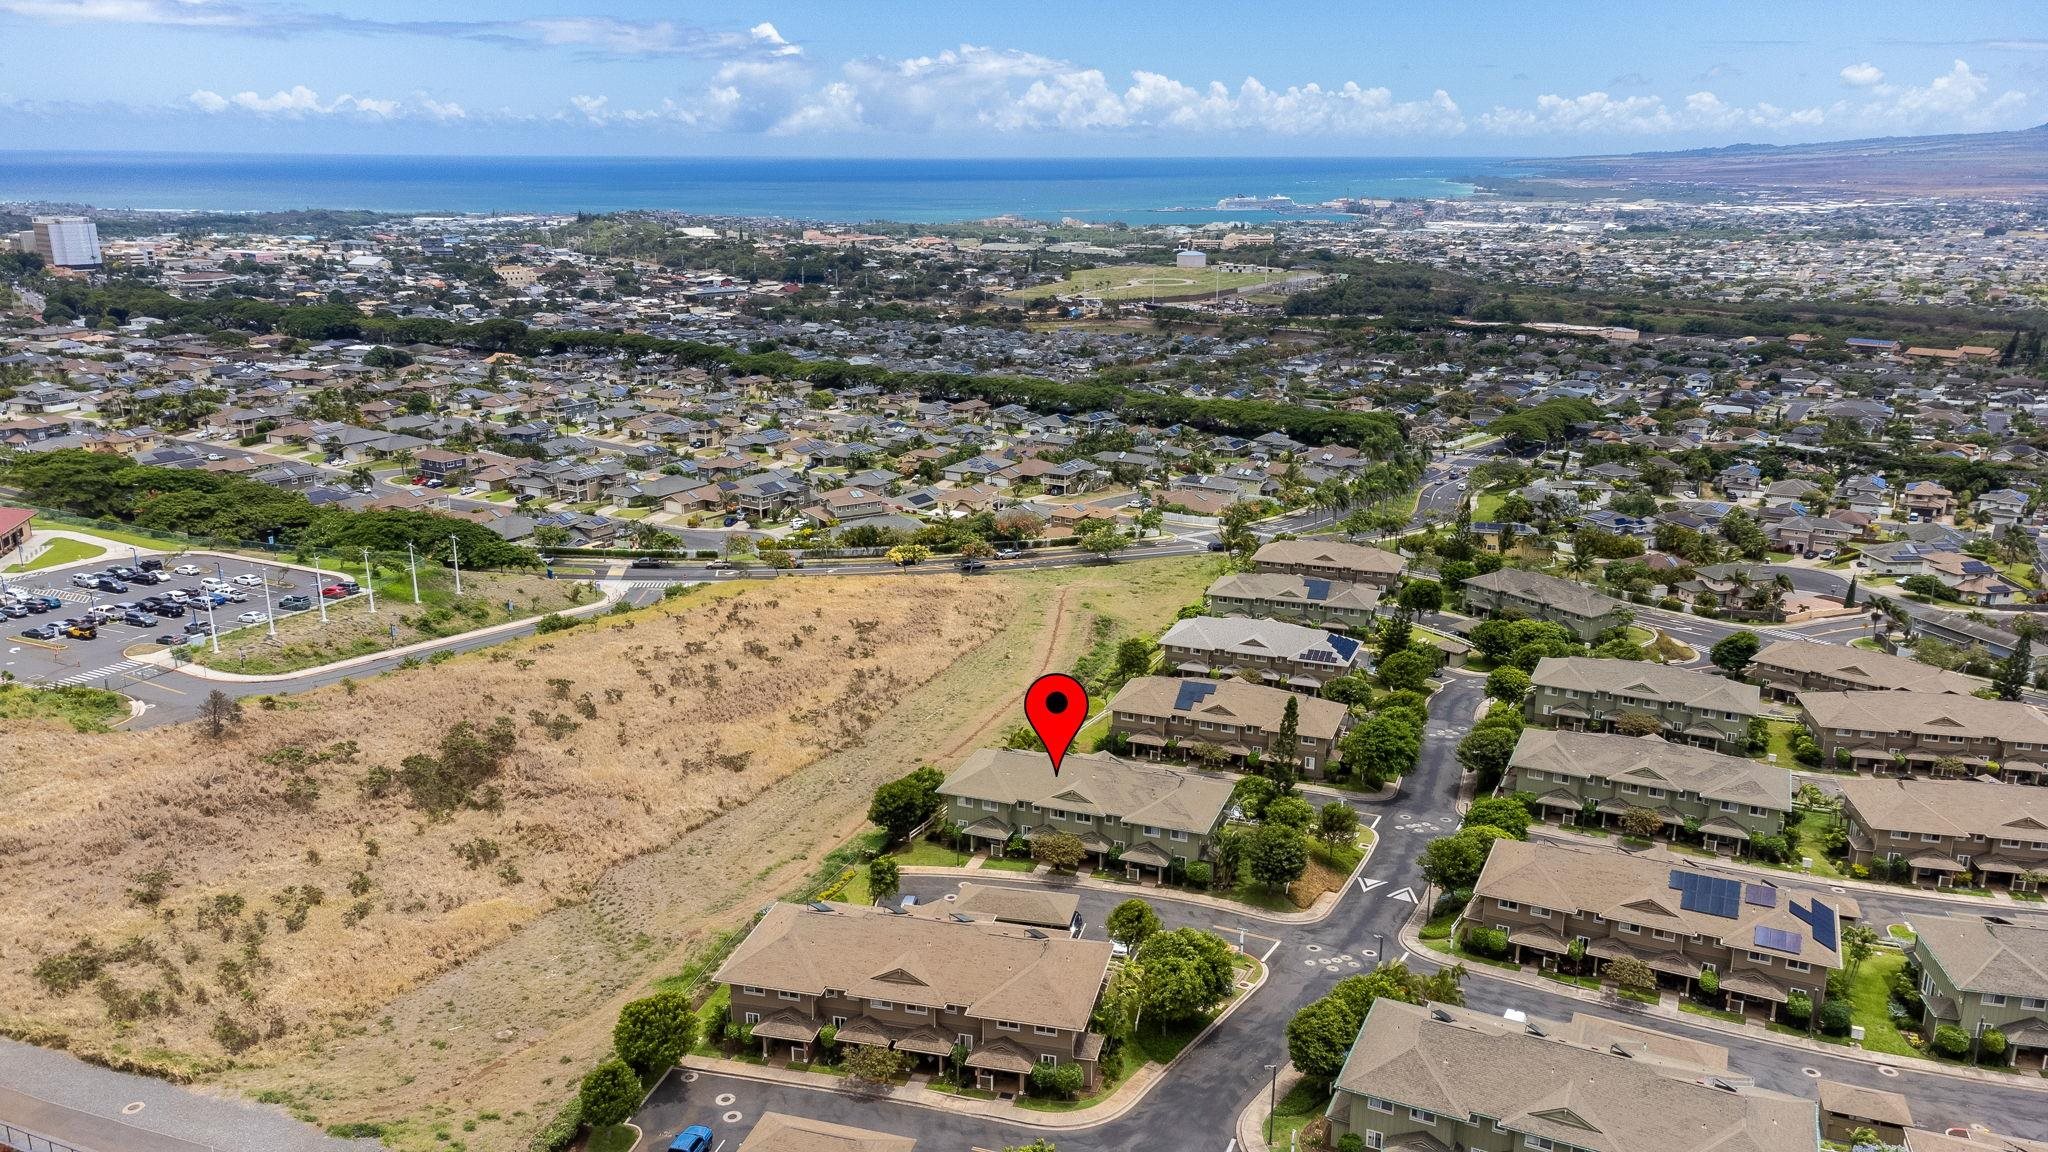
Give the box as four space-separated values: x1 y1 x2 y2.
1564 550 1595 577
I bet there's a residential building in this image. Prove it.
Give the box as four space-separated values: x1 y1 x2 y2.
1527 657 1763 756
947 883 1079 931
1815 1081 1912 1148
1901 481 1956 521
1798 692 2048 783
1747 640 1980 702
1973 488 2030 528
1462 569 1632 640
1204 571 1380 629
1105 675 1351 777
31 216 101 268
940 748 1234 879
715 901 1112 1093
1910 916 2048 1071
1326 998 1819 1152
1468 838 1844 1017
0 505 31 559
1251 538 1405 589
1157 615 1365 690
1503 729 1792 854
736 1114 915 1152
1907 610 2035 672
1835 776 2048 891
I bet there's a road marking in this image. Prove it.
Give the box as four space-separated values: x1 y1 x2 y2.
47 658 151 686
1356 877 1387 895
1397 950 1410 964
1388 886 1418 904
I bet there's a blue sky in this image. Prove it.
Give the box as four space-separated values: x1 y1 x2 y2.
0 0 2042 155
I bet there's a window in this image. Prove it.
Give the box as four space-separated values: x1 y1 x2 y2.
996 1020 1021 1031
1302 756 1316 772
778 990 802 1001
1922 833 1942 842
1363 1133 1384 1151
1034 1025 1058 1036
1530 906 1552 919
1786 960 1810 973
1621 784 1639 795
1049 809 1065 821
1618 922 1640 935
742 985 764 995
957 1033 974 1048
1720 801 1738 812
1039 1053 1058 1066
1497 899 1521 912
981 799 998 810
1409 1109 1437 1126
905 1004 929 1015
1748 952 1772 965
1652 929 1675 941
1366 1098 1395 1115
1526 1138 1555 1152
1890 830 1910 841
1750 805 1768 817
1984 993 2007 1006
1647 787 1665 799
1171 830 1189 842
743 1011 760 1025
2002 839 2023 848
2022 997 2046 1010
1143 825 1162 837
870 1000 894 1010
832 1015 847 1028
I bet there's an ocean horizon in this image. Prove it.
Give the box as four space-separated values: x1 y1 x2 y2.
0 150 1500 224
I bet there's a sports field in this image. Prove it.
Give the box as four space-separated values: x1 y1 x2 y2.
1008 262 1284 301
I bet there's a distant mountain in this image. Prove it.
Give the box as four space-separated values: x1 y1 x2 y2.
1506 123 2048 198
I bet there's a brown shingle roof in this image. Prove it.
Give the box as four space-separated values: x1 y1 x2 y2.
1801 692 2048 745
1509 728 1791 810
1750 640 1980 695
1836 776 2048 840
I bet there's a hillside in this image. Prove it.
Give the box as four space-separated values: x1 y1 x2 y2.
1506 123 2048 197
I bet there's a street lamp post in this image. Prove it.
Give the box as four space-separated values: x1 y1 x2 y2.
1264 1063 1280 1144
407 543 421 604
1373 932 1385 961
261 570 276 638
204 594 220 654
449 533 463 596
361 548 376 614
312 556 328 624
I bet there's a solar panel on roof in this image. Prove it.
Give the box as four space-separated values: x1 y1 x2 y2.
1753 925 1804 954
1324 633 1361 662
1744 884 1778 908
1303 578 1333 602
1674 873 1742 918
1790 899 1839 953
1173 681 1218 711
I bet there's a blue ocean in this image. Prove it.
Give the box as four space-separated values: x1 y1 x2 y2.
0 151 1496 223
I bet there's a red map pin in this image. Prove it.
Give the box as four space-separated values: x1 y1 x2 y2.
1024 672 1089 776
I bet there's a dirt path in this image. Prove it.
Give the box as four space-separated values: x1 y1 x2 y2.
936 585 1077 762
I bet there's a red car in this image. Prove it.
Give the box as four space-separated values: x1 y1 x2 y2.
321 584 351 599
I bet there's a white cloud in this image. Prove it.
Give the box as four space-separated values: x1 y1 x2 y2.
1835 59 2027 132
1840 62 1885 87
0 0 253 26
186 84 407 119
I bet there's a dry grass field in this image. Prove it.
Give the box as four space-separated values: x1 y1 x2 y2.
0 555 1219 1150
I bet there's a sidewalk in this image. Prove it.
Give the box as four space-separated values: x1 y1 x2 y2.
677 946 1271 1131
128 579 629 683
1232 1063 1307 1152
1522 822 2041 911
900 825 1380 927
1395 895 2048 1092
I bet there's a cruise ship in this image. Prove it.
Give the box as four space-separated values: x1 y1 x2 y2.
1214 194 1298 211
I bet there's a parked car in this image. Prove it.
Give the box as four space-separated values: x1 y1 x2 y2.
703 559 733 570
22 598 50 614
35 595 61 611
321 584 351 599
132 570 166 585
1207 540 1228 552
138 557 164 572
95 577 128 593
232 573 266 587
71 572 101 588
236 610 268 624
122 610 158 627
108 566 140 580
995 548 1019 560
21 623 61 640
278 595 313 611
630 556 666 569
0 603 27 619
667 1127 714 1152
184 620 213 635
154 602 186 617
63 622 98 640
200 577 228 590
172 563 202 576
223 590 249 603
958 557 987 573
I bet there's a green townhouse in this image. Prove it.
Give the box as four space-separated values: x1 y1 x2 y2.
1909 916 2048 1071
1504 728 1793 855
940 748 1235 882
1527 657 1764 757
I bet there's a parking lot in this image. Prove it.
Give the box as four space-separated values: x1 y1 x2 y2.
1 550 369 690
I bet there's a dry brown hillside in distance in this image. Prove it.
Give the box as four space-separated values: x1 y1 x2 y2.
0 577 1005 1078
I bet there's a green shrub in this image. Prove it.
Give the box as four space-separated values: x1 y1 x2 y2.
1782 991 1812 1028
1931 1024 1971 1058
1696 968 1719 998
533 613 580 634
1979 1028 2007 1062
1463 926 1509 958
577 1058 644 1128
1817 999 1852 1036
530 1096 583 1152
1028 1061 1085 1099
1184 861 1213 888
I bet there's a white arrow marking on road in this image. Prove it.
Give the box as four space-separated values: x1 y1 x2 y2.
1389 886 1418 904
1357 877 1387 895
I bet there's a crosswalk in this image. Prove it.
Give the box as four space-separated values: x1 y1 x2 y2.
47 658 152 687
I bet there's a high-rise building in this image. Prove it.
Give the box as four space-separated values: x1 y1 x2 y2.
31 216 102 268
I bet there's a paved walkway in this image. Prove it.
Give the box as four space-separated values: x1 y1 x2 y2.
1232 1063 1307 1152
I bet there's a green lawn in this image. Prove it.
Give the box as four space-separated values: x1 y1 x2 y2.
1005 264 1284 302
1851 637 1884 651
1786 809 1846 879
29 515 175 552
1755 720 1805 766
1266 1080 1332 1148
980 855 1038 872
890 838 971 867
4 536 106 573
0 683 128 732
1472 489 1509 522
1843 952 1920 1058
587 1125 638 1152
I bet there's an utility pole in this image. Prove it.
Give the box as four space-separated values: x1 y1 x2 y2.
449 534 463 596
361 548 376 613
407 542 421 604
261 570 276 639
1264 1063 1280 1143
312 556 328 624
205 594 220 654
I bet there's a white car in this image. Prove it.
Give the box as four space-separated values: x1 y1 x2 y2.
172 563 202 576
200 576 228 590
231 573 266 587
205 453 225 462
236 610 269 624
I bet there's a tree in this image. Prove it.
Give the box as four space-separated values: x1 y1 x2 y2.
1270 695 1301 783
1077 523 1127 560
1376 612 1412 656
867 766 946 843
1284 991 1364 1082
613 991 695 1079
199 689 243 740
1377 648 1436 694
1604 955 1657 998
1395 579 1444 614
1106 899 1162 949
1112 636 1154 685
1418 829 1493 892
885 543 932 567
1843 574 1858 608
1484 666 1530 705
1619 806 1663 839
842 1044 911 1084
1841 923 1878 975
1462 795 1531 839
1709 631 1762 677
1994 631 2032 702
1031 830 1087 872
867 856 901 904
1455 725 1519 793
1342 713 1421 785
577 1057 644 1128
1612 710 1664 737
1263 795 1315 832
1318 800 1359 849
1134 928 1237 1023
1246 823 1309 892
